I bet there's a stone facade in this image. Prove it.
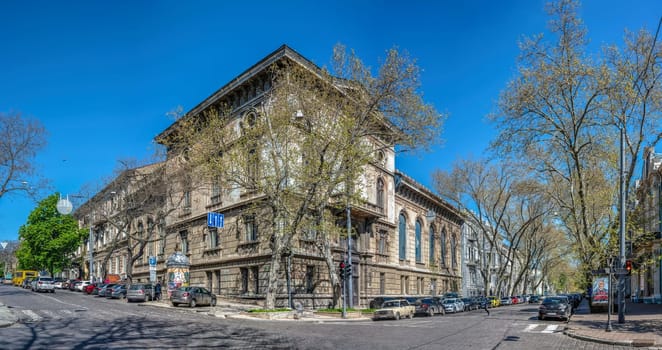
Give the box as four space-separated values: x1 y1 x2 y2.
77 45 464 308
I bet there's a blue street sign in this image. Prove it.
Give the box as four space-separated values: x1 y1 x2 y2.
207 212 224 228
149 256 157 266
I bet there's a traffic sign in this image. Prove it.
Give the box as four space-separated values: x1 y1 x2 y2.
149 256 157 267
207 212 224 228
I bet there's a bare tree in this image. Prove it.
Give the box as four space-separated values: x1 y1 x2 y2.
0 111 48 199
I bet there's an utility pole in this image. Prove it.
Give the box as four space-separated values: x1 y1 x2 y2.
346 203 353 308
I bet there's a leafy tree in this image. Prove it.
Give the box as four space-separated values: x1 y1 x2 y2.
0 111 48 199
15 193 87 276
173 44 444 308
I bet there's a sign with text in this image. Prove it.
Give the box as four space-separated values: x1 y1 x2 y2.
207 212 224 228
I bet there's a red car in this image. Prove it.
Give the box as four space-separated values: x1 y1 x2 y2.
84 283 99 294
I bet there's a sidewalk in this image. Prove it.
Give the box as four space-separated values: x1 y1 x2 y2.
564 298 662 348
142 298 372 322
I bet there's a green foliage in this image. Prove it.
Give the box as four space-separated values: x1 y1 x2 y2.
15 193 87 275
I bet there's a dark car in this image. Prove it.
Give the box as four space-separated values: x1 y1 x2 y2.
98 283 117 298
461 297 479 311
22 278 34 289
528 295 541 303
414 298 445 317
369 297 395 309
109 284 128 299
170 286 217 307
538 296 572 321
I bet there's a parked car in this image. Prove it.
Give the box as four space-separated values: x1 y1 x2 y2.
67 280 81 291
373 299 415 320
52 278 64 289
75 281 90 292
98 283 117 298
538 296 572 321
528 295 541 303
84 283 99 294
126 283 155 302
414 298 445 317
500 297 512 305
31 276 55 293
170 286 217 307
109 284 128 299
442 298 462 313
461 297 479 311
368 297 395 309
476 297 489 309
488 296 500 308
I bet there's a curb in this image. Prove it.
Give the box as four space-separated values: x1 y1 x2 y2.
564 329 659 348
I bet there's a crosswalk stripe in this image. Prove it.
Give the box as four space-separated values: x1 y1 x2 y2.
525 324 538 332
541 325 558 333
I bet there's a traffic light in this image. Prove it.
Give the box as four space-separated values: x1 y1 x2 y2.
345 265 352 278
339 262 346 280
625 260 632 275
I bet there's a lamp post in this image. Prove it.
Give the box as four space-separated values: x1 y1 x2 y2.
57 195 94 284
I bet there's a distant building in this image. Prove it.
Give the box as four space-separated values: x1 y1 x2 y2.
633 147 662 303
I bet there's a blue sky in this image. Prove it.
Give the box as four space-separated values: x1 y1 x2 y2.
0 0 660 242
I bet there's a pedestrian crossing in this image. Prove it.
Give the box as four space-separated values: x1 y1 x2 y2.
523 323 563 334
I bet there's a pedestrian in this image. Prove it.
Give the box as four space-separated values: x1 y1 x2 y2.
155 281 162 301
484 298 490 316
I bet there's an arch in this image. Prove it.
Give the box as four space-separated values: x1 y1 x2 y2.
415 219 422 263
398 212 407 260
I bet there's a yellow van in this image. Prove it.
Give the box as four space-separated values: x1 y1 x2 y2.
12 270 38 287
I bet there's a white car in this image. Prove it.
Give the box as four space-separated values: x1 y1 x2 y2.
442 298 462 313
76 281 91 291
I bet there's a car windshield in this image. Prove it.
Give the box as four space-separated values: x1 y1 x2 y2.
382 301 400 308
39 278 53 282
542 297 565 305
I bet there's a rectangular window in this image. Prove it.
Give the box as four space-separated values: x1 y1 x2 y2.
244 216 257 242
180 230 189 254
405 276 410 295
400 275 405 295
211 181 221 203
306 265 314 293
417 277 423 295
251 266 259 294
240 267 248 294
209 228 219 248
380 272 386 295
378 231 386 254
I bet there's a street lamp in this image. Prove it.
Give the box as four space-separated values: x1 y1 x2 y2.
56 195 94 284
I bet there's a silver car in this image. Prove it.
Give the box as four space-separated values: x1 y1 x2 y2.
170 286 217 307
126 283 155 302
31 277 55 293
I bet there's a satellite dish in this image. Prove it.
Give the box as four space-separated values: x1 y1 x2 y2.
56 196 73 215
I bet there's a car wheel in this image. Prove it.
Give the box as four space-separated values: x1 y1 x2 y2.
211 298 217 307
190 299 196 308
538 315 543 320
172 302 178 307
428 309 434 317
51 290 55 293
395 313 400 320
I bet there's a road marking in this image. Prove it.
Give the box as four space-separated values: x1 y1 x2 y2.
541 325 558 333
524 324 538 332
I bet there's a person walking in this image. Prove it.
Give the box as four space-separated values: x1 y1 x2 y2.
484 298 490 316
155 281 162 301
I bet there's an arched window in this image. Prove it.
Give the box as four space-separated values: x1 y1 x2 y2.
415 220 422 263
440 227 447 266
376 178 385 213
450 235 457 269
429 225 435 265
399 213 407 260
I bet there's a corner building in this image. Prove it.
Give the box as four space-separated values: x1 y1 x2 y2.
130 45 464 307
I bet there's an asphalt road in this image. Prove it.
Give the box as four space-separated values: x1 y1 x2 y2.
0 285 632 350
